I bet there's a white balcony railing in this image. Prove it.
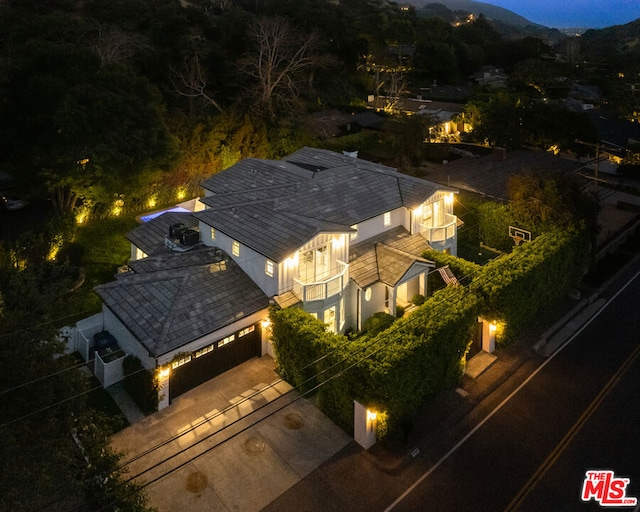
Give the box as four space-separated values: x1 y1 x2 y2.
421 214 457 244
293 260 349 302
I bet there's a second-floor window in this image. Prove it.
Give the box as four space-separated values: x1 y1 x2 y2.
350 224 358 241
232 240 240 256
383 211 391 226
210 227 216 240
265 259 274 277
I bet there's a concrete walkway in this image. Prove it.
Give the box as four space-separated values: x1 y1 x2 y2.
111 356 351 512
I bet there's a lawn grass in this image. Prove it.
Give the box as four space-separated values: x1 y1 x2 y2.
457 240 502 265
63 215 139 322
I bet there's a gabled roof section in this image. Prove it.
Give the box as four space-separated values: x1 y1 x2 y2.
349 226 434 288
194 201 353 262
126 212 198 257
376 244 432 287
195 147 454 259
95 248 268 357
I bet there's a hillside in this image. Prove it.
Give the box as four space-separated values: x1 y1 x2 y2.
412 0 537 28
415 1 566 44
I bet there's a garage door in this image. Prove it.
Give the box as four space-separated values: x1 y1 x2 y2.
169 324 261 402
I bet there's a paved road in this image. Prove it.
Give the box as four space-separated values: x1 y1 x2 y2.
386 269 640 512
263 262 640 512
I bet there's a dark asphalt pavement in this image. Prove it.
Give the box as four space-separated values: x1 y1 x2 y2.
262 255 640 512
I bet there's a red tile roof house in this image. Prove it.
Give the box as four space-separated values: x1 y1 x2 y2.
72 147 459 409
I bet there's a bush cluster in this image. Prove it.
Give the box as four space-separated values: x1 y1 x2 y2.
122 355 158 415
270 226 589 441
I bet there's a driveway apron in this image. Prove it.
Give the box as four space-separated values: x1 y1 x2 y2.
111 356 352 512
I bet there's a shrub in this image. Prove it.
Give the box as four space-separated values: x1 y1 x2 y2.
362 312 395 335
122 355 158 415
411 294 426 306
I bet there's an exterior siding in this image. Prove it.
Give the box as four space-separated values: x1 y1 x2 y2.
102 306 156 370
350 207 408 244
200 221 279 296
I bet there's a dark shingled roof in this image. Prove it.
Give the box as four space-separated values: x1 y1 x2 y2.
126 212 198 257
423 149 586 200
95 248 268 357
349 227 434 288
196 147 454 260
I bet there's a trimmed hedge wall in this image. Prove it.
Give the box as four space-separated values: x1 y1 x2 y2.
270 225 589 440
271 287 479 438
471 226 590 341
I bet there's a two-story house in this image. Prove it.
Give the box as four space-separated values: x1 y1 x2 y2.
72 147 458 408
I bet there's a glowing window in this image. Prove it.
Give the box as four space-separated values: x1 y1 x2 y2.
265 259 274 277
239 325 255 337
171 355 192 369
383 212 391 226
210 228 216 240
195 344 214 358
232 240 240 257
218 334 235 347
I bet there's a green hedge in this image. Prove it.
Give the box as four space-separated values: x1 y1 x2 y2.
270 226 589 440
477 201 516 252
472 226 589 341
271 288 479 439
122 355 158 415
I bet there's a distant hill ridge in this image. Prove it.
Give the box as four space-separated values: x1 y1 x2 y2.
410 0 540 28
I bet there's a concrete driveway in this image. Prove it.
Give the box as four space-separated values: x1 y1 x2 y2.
111 356 352 512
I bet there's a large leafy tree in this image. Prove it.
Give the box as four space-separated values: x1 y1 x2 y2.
0 254 152 511
0 8 176 215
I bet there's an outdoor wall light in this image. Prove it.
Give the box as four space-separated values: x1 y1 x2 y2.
284 252 299 268
444 193 454 206
158 367 170 379
366 409 377 432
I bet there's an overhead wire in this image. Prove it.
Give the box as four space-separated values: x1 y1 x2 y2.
64 228 556 512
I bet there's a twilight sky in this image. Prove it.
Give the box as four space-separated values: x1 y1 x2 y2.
484 0 640 28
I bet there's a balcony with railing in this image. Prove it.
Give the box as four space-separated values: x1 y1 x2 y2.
293 260 349 302
421 213 457 245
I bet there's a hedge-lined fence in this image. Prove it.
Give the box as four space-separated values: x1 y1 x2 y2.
270 225 590 440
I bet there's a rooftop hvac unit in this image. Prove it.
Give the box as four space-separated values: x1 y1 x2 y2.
169 222 187 239
180 228 199 246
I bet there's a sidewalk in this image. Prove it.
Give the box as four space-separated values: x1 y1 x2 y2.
366 247 640 473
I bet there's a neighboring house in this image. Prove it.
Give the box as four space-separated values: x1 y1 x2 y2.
584 109 640 173
367 96 470 141
72 147 458 407
471 66 508 88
